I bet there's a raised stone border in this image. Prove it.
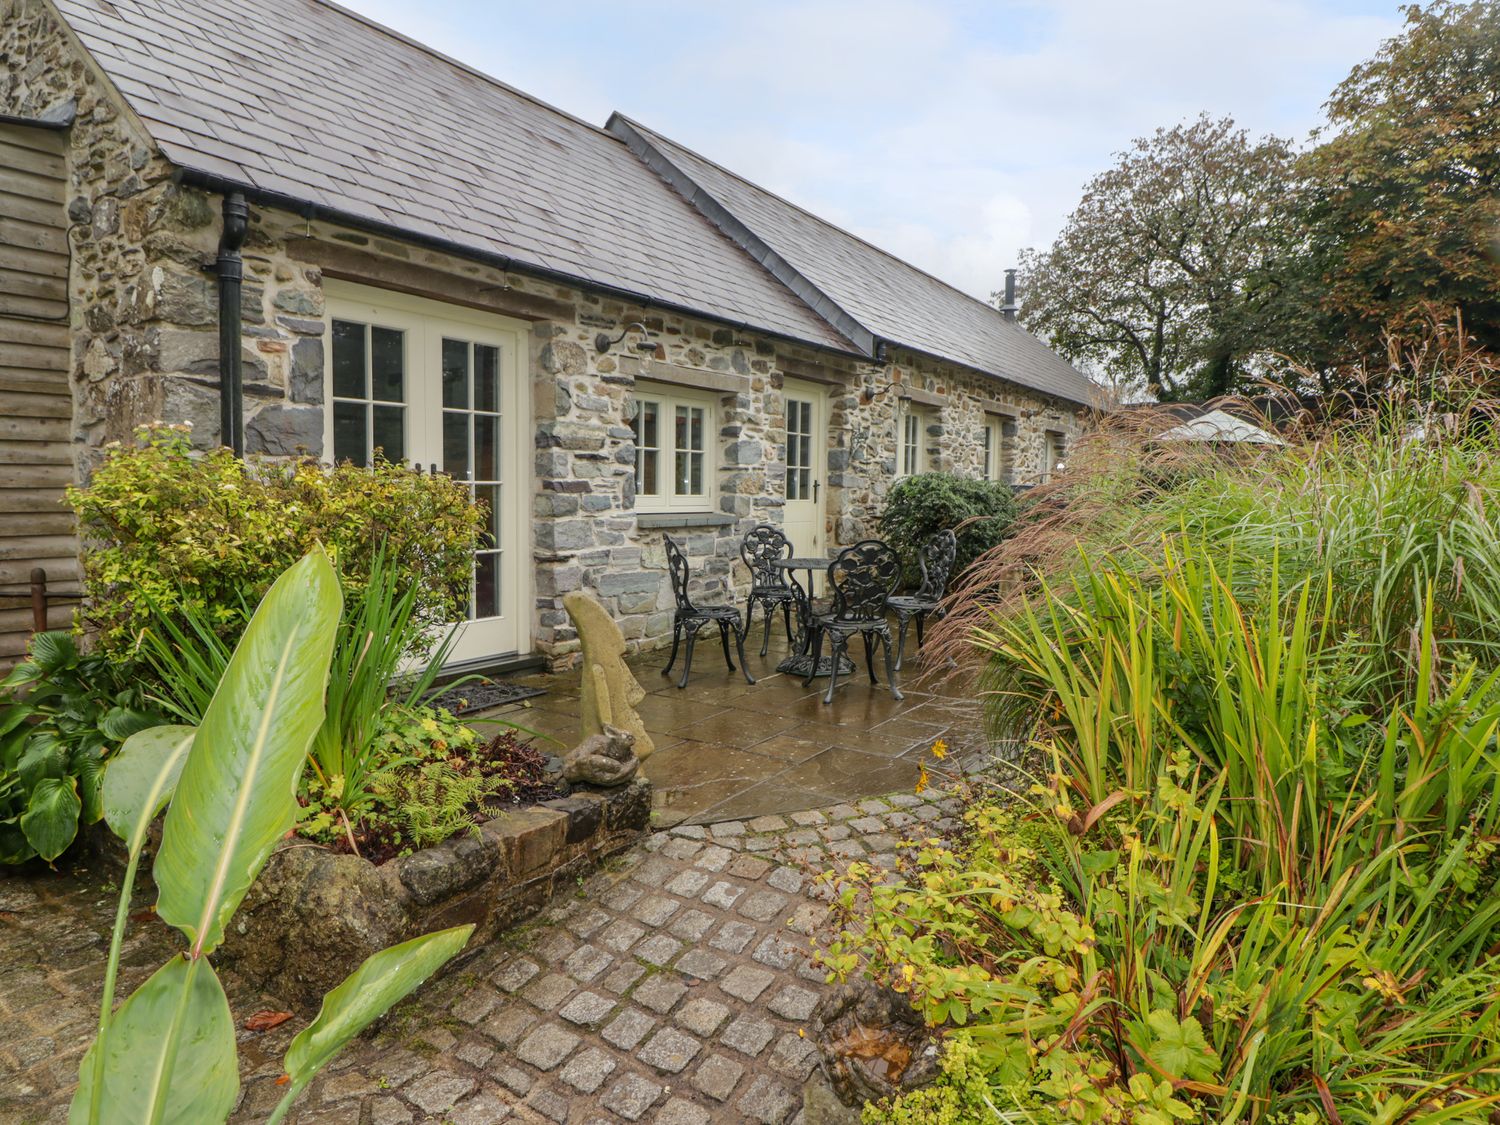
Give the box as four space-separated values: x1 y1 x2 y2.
220 779 652 1008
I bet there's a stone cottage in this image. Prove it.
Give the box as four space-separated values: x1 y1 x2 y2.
0 0 1099 670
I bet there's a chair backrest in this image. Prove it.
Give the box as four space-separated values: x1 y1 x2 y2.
915 529 959 600
663 535 695 612
740 524 791 588
826 540 902 622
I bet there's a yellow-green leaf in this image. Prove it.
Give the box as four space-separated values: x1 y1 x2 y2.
284 925 474 1089
68 956 237 1125
103 726 196 854
154 548 341 955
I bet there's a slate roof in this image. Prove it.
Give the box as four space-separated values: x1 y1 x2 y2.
609 117 1099 406
52 0 1096 404
51 0 849 351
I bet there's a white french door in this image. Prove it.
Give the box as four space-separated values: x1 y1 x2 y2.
782 379 827 580
325 283 530 663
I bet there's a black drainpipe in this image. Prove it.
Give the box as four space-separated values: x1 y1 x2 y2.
215 192 249 455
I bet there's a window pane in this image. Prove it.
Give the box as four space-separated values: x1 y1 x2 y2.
475 551 499 619
475 484 500 548
372 405 404 463
474 415 497 481
442 338 469 409
332 401 366 467
637 400 658 449
475 345 499 413
690 450 703 495
332 320 365 398
371 327 404 403
638 448 658 495
443 412 470 478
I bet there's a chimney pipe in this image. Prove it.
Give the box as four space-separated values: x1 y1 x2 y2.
1001 268 1018 322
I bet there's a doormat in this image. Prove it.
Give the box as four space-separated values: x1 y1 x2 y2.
426 679 546 716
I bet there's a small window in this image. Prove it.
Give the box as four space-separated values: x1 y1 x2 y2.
1041 430 1067 483
331 318 406 466
899 407 928 478
633 382 715 511
983 414 1015 484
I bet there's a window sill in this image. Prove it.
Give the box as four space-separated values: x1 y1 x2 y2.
636 512 735 529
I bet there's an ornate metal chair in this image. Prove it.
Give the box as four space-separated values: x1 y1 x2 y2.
887 529 958 671
804 539 903 705
740 524 797 657
661 535 754 690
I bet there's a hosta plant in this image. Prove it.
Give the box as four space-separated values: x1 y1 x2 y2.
0 632 160 863
71 548 473 1125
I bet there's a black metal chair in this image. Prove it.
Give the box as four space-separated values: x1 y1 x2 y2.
804 539 903 704
887 529 958 671
740 524 798 657
662 535 754 690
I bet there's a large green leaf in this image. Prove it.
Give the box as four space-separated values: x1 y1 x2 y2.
102 725 196 852
154 548 341 956
21 775 81 861
69 955 238 1125
284 925 474 1088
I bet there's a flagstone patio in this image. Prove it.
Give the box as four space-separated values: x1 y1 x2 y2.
495 634 991 826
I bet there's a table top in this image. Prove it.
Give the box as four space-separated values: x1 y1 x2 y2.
775 556 836 570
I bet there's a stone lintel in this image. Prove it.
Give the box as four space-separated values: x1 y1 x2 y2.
898 385 946 408
289 237 575 321
776 354 850 388
621 356 748 395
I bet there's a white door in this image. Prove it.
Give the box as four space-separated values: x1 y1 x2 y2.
325 284 529 665
782 379 827 569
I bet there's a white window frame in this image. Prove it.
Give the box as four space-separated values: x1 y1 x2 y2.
632 381 717 513
982 413 1015 484
898 404 929 479
1041 429 1067 483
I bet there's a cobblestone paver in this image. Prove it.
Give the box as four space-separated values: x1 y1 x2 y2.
0 788 970 1124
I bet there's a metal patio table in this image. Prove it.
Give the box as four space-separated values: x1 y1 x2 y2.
772 555 855 678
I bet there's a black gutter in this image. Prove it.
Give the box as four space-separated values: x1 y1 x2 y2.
215 191 249 455
175 167 870 365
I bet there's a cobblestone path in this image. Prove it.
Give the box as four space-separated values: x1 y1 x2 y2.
0 789 967 1124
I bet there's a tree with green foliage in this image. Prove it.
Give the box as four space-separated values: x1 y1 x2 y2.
1295 0 1500 373
1016 115 1301 401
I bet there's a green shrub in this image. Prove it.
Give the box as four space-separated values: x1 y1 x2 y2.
69 425 483 656
878 472 1017 587
0 632 162 864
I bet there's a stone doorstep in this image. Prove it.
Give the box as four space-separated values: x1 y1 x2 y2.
219 779 652 1009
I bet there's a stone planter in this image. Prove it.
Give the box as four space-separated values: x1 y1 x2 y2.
219 779 651 1008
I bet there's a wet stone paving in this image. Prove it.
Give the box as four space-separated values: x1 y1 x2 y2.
0 787 973 1124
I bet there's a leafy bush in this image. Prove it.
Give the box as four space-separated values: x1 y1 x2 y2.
74 548 471 1124
831 424 1500 1122
70 425 483 656
0 632 161 863
878 472 1018 587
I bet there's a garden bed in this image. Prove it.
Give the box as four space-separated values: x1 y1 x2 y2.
219 777 652 1008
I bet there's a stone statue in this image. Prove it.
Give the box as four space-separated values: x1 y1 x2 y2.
562 590 656 761
562 723 639 787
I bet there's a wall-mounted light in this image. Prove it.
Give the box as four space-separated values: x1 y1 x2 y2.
594 321 653 354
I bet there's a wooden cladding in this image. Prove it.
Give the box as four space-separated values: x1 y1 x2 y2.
0 121 75 665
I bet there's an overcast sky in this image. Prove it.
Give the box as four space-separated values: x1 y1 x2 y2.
342 0 1402 302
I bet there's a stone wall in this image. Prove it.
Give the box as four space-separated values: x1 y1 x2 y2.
1 3 1087 671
